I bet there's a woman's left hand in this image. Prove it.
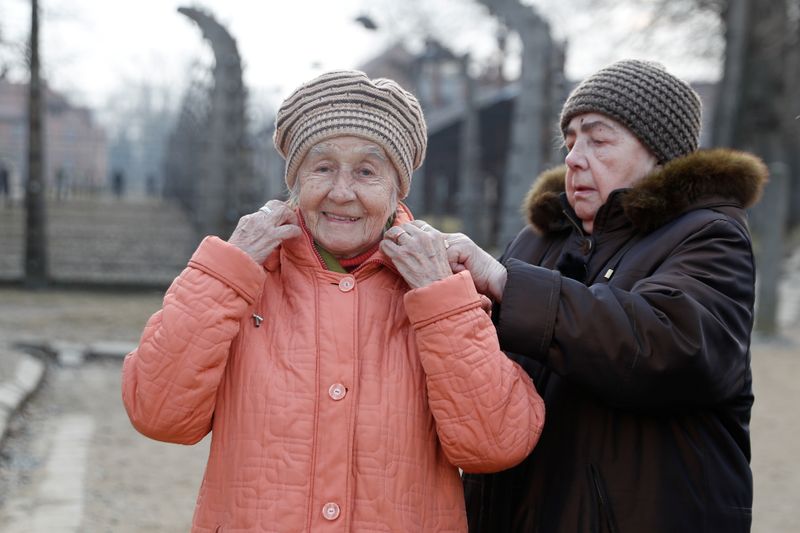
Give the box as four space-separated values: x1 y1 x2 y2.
381 220 453 289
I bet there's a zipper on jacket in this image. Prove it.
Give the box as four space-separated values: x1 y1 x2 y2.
563 208 594 254
588 464 618 533
562 208 585 237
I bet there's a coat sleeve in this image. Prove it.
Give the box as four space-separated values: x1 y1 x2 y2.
497 217 755 410
403 270 545 474
121 236 266 444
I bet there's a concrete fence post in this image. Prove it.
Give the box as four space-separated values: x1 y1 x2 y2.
755 162 790 336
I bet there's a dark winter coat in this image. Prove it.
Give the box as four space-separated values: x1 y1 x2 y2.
464 149 768 533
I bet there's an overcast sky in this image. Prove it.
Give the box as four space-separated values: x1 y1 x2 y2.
1 0 721 116
1 0 389 108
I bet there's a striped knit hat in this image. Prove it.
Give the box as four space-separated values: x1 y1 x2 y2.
274 70 427 199
560 59 702 164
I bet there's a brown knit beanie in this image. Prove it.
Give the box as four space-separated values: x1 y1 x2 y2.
560 59 702 164
274 70 427 199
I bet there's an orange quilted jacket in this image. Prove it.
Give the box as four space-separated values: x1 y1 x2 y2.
122 206 544 532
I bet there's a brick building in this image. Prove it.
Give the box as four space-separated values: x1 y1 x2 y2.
0 79 107 200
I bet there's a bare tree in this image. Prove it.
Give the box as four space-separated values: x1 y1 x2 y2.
0 16 9 78
359 0 502 63
0 8 28 81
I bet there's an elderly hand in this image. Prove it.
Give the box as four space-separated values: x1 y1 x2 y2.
381 220 453 289
445 233 507 302
227 200 302 264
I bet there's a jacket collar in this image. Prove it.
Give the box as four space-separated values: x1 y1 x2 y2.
524 148 768 235
269 203 413 274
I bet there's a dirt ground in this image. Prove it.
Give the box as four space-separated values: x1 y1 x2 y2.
0 287 798 531
0 287 209 532
0 287 167 344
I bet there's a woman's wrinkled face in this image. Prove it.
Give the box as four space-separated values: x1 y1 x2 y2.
564 113 658 234
297 136 399 259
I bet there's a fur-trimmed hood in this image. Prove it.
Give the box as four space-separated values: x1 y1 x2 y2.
524 148 769 235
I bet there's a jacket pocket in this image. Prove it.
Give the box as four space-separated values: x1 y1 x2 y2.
587 464 619 533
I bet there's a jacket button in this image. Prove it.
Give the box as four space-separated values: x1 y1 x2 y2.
328 383 347 401
338 277 355 292
328 383 346 401
322 502 340 520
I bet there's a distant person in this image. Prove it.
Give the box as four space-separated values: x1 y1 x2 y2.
145 173 158 197
122 70 544 532
55 167 68 201
449 59 767 532
111 170 125 199
0 162 9 206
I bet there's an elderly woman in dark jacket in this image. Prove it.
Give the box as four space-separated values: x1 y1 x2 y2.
449 59 767 532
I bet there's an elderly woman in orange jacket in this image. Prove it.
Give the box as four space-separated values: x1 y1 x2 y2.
122 70 544 532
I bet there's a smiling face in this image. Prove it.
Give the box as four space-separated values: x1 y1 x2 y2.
564 113 658 234
296 136 399 259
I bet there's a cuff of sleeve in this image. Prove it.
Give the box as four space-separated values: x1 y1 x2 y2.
497 259 561 360
187 236 266 304
404 270 482 329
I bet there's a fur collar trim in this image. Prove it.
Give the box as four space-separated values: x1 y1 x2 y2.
524 149 768 234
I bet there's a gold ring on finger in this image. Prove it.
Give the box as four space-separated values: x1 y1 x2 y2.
394 229 409 243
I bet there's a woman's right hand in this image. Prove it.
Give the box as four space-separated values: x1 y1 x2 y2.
227 200 302 264
445 233 507 302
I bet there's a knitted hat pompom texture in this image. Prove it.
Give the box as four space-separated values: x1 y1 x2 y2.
559 59 702 164
274 70 428 199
